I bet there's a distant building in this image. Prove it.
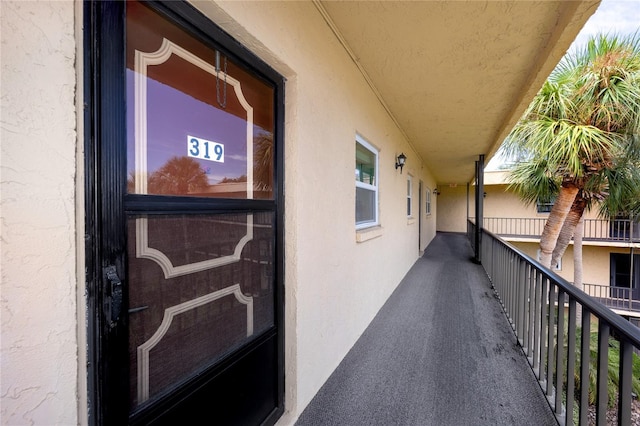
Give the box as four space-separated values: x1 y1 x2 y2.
479 170 640 321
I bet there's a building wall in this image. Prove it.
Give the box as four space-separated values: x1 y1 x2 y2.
483 171 605 221
194 3 437 419
435 184 468 233
0 1 79 424
483 171 637 299
0 1 438 424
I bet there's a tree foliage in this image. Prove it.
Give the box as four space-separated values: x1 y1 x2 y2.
504 33 640 268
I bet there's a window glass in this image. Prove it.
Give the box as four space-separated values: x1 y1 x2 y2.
536 197 555 213
127 212 275 407
355 143 375 185
355 136 378 228
426 188 431 215
126 1 275 199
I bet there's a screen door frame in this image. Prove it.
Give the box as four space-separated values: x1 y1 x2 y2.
84 1 285 424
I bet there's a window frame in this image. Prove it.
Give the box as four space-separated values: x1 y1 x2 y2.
355 135 379 230
425 187 432 216
85 2 286 423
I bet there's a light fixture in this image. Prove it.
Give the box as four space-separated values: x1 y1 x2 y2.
433 188 440 195
395 153 407 173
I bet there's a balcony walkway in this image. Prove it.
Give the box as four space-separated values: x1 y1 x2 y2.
296 232 557 426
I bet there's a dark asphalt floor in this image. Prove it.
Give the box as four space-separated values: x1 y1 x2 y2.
295 232 557 426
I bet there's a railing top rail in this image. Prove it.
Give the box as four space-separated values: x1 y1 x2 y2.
479 225 640 346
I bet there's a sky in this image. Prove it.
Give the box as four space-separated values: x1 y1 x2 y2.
569 0 640 50
486 0 640 170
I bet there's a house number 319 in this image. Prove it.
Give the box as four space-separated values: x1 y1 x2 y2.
187 135 224 163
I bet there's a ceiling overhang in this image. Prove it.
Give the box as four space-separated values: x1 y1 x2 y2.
316 0 600 184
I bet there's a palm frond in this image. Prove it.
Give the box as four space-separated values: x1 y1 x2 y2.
507 159 560 206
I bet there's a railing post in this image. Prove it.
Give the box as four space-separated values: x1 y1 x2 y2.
618 338 633 425
517 259 526 344
555 291 565 416
525 264 534 357
579 308 590 425
566 297 577 426
596 322 610 426
546 282 556 399
540 276 549 387
533 270 542 376
474 155 484 264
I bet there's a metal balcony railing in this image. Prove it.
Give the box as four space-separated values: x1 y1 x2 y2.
468 220 640 425
480 217 640 243
583 283 640 314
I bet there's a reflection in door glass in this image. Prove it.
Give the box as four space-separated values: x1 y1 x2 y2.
126 212 275 409
126 1 275 199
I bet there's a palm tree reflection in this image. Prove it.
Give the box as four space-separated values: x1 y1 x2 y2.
148 156 209 195
126 131 274 197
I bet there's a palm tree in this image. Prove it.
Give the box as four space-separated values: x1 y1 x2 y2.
505 33 640 270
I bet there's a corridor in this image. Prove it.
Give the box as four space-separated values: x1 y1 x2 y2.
296 233 557 426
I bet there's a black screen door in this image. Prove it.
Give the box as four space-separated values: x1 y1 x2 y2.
86 2 284 424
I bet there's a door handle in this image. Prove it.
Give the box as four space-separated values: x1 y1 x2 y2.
104 265 123 328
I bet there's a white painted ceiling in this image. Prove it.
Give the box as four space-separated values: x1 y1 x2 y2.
317 0 599 184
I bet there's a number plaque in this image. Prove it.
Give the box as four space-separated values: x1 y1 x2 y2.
187 135 225 163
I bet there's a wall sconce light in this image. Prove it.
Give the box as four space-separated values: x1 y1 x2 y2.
433 189 440 195
395 153 407 173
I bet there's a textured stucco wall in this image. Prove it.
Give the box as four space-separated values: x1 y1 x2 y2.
484 182 606 221
435 184 469 233
1 2 78 424
192 2 437 422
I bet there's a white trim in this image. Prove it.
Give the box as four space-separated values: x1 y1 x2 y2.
134 38 254 196
136 215 253 279
356 225 383 243
136 284 254 403
355 134 379 229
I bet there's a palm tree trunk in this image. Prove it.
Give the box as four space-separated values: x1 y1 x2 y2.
539 183 579 268
551 193 587 268
573 215 584 323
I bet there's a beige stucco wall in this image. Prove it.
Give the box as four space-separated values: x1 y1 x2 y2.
193 3 437 421
1 1 79 424
435 184 468 233
483 171 604 221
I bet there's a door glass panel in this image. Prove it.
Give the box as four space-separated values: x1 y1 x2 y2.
126 1 275 199
127 212 275 409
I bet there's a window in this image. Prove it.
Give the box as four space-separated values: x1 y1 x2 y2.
425 188 432 215
610 253 640 289
355 136 378 229
407 176 413 217
536 197 555 213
